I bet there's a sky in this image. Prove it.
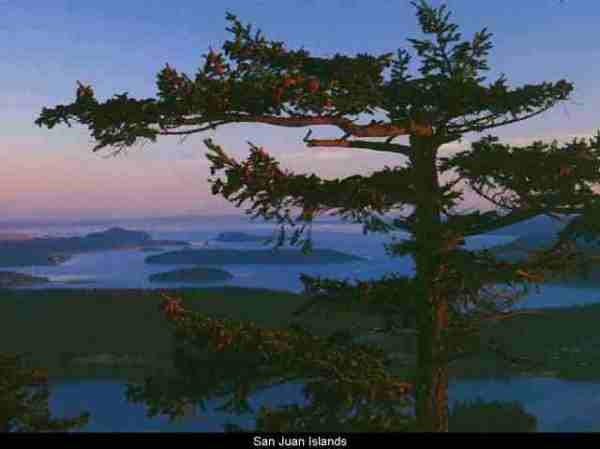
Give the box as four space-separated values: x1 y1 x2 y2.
2 0 599 221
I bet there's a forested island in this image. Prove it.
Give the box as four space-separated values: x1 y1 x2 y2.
145 248 365 265
0 227 189 267
149 267 234 283
140 247 166 253
0 271 50 287
0 233 34 241
214 232 269 242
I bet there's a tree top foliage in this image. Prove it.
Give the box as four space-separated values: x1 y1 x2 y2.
36 0 572 154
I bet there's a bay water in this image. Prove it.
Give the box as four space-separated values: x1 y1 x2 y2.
3 217 600 431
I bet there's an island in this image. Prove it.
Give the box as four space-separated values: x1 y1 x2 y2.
140 247 166 253
61 279 97 285
0 271 50 287
214 232 270 242
489 231 600 286
145 248 365 265
0 233 34 241
145 240 190 247
149 267 234 283
0 227 190 268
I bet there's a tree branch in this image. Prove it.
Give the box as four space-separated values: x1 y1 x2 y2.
448 104 555 135
180 113 432 139
468 183 514 210
158 121 229 136
390 215 415 233
461 207 545 236
304 137 412 156
204 138 418 233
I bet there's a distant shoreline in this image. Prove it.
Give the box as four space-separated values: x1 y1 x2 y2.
145 248 366 265
0 214 356 230
0 271 50 287
0 233 34 241
0 228 189 268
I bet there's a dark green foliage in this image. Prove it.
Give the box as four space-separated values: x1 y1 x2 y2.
296 272 417 330
145 248 364 265
126 305 415 432
440 133 600 214
149 267 234 283
0 353 89 432
449 399 537 432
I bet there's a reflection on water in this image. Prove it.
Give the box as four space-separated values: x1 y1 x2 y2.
48 377 600 432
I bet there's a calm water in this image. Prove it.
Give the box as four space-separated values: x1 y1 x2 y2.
48 378 308 432
0 220 475 293
48 377 600 432
4 218 600 308
4 217 600 431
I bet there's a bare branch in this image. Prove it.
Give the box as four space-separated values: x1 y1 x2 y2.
448 104 555 135
158 121 229 136
468 183 514 211
304 138 412 156
180 113 432 139
461 207 544 236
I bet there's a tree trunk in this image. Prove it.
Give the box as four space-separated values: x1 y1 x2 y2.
409 135 450 432
414 297 449 431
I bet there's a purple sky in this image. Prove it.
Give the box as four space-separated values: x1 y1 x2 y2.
2 0 598 221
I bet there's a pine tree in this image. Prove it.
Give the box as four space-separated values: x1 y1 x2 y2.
0 353 89 432
36 1 600 431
